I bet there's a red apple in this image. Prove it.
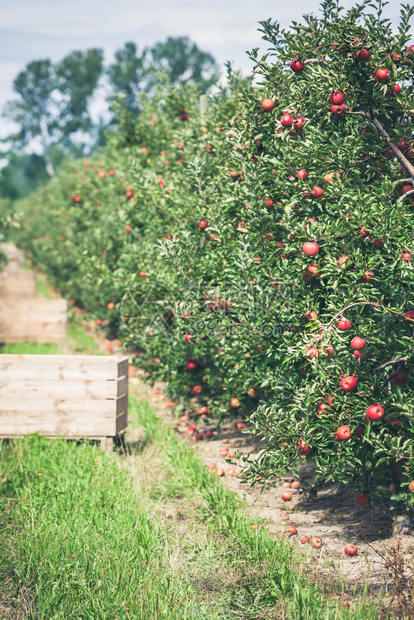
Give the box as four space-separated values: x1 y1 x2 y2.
230 397 240 408
300 535 310 544
331 104 347 116
393 84 401 94
351 336 366 350
308 263 319 275
391 370 407 386
311 186 324 199
305 347 319 359
195 433 204 441
284 526 297 536
311 537 323 548
358 226 369 237
107 302 115 310
187 362 196 371
184 334 192 342
297 441 311 456
344 544 358 556
302 242 319 256
402 252 411 262
265 198 274 208
337 318 351 331
336 425 352 441
297 169 309 180
248 388 259 398
307 310 318 321
340 376 358 391
354 424 365 438
294 116 306 130
290 59 305 73
329 91 345 105
355 492 369 507
291 481 301 489
372 239 384 249
361 270 374 282
193 384 203 395
375 68 390 83
261 98 275 112
281 491 292 501
355 49 371 62
338 256 350 267
408 481 414 492
199 219 208 229
323 344 334 356
366 404 384 421
354 350 363 359
229 170 240 181
317 402 332 415
281 114 294 127
125 225 132 233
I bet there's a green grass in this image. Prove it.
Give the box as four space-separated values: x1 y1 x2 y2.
0 342 59 354
0 330 387 619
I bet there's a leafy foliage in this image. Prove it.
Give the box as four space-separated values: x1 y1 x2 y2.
15 1 414 507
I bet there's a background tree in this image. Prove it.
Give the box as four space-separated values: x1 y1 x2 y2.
3 49 104 176
107 42 147 110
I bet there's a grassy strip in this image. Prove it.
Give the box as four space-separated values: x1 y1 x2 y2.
127 398 385 620
0 325 386 619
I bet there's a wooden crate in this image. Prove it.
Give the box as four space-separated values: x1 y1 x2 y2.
0 298 67 344
0 269 37 298
0 354 128 445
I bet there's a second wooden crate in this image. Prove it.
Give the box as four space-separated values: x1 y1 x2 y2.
0 354 128 445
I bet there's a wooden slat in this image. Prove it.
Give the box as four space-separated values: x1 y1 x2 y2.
1 379 118 399
0 270 37 298
116 393 128 416
117 357 129 379
0 299 67 343
116 410 128 434
117 375 128 397
0 354 128 380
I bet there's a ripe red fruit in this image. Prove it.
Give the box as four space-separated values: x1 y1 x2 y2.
195 433 204 441
404 310 414 322
355 492 369 508
393 84 402 94
302 242 319 256
236 422 244 430
184 334 192 342
351 336 366 350
331 104 347 116
305 347 319 360
372 239 384 249
366 404 384 422
297 169 309 179
317 402 332 415
107 302 115 310
361 270 374 282
354 350 363 359
294 116 306 130
187 362 196 371
98 171 105 178
284 526 297 536
408 481 414 492
311 186 324 199
265 198 274 208
329 91 345 105
308 263 319 275
290 59 305 73
291 480 301 489
198 219 208 229
340 376 358 391
336 425 352 441
401 184 414 195
311 537 322 548
355 49 371 62
261 98 275 112
300 535 310 544
375 68 390 83
281 114 294 127
281 491 292 501
323 344 334 356
230 397 240 408
391 370 407 386
139 271 146 279
402 252 411 262
354 424 365 438
248 388 259 398
125 225 132 233
307 310 318 321
297 441 311 456
338 256 350 267
193 384 203 395
337 318 351 331
229 170 240 181
344 544 358 556
358 226 369 237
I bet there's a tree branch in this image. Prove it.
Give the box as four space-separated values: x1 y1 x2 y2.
373 356 409 373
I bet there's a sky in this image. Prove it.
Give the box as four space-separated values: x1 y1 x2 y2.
0 0 407 138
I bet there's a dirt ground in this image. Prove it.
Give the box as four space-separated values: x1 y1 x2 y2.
90 325 414 600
